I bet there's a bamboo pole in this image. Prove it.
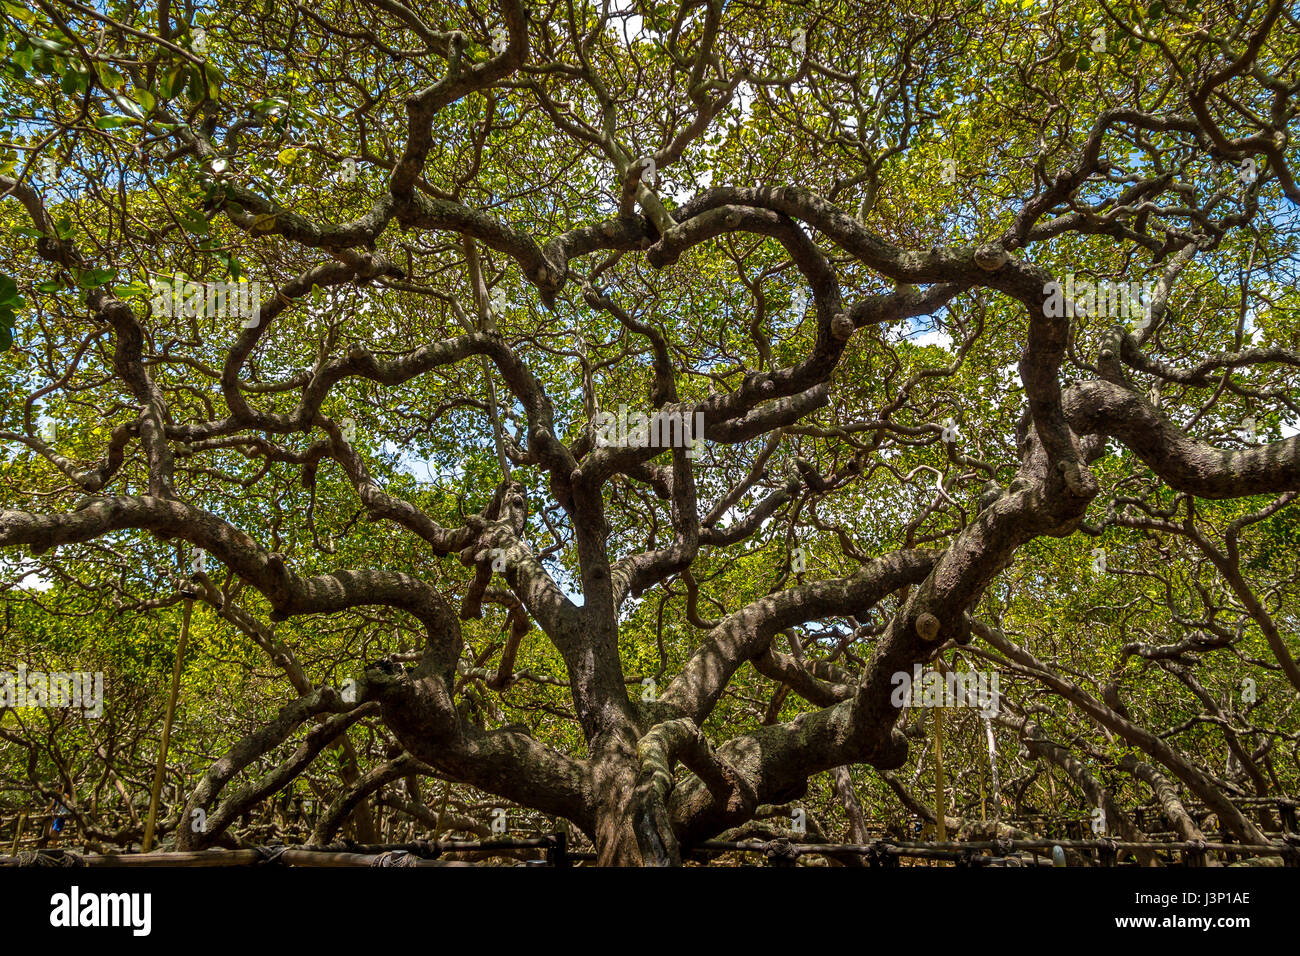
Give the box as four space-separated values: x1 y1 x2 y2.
142 598 192 852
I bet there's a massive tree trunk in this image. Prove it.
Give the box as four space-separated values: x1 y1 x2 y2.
592 742 680 866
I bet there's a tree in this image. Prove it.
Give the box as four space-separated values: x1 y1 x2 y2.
1 0 1298 865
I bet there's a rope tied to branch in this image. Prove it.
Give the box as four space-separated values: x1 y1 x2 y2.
762 838 800 866
253 845 287 865
371 850 418 867
15 849 85 867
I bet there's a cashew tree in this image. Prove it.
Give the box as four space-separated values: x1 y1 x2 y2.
1 0 1299 865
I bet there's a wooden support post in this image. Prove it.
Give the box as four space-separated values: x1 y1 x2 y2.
547 828 570 868
143 598 192 852
9 813 26 855
933 706 947 842
433 780 451 840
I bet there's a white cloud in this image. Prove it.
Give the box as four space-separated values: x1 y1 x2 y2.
910 327 952 349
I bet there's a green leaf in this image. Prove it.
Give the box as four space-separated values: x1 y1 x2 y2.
158 65 185 100
96 63 125 90
166 63 195 101
185 62 205 101
60 66 86 96
202 62 224 101
113 281 152 299
112 94 145 120
78 268 115 288
0 274 20 349
2 2 36 24
30 36 69 54
178 210 209 235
